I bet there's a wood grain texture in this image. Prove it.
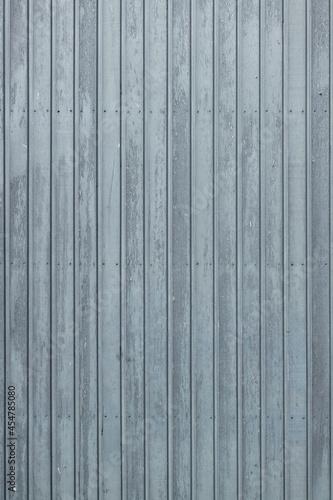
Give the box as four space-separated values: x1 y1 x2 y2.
0 2 6 498
261 0 284 497
310 0 330 498
238 0 261 495
28 0 52 497
0 1 332 498
191 0 214 497
170 0 191 497
286 0 307 497
216 0 238 496
144 0 168 498
52 1 75 497
77 1 98 497
5 0 29 497
0 0 4 494
121 0 145 498
98 0 122 498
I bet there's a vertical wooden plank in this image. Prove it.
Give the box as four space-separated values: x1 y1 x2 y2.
330 0 333 495
170 0 191 496
120 1 126 495
51 0 75 497
216 0 238 496
121 0 145 497
285 0 307 496
306 3 313 496
74 1 80 497
238 0 261 495
4 0 28 497
167 2 173 497
0 0 5 492
282 0 289 495
98 0 121 497
191 0 214 497
212 2 219 497
310 0 330 496
77 1 98 497
144 0 168 497
190 6 196 497
2 2 333 498
236 5 243 492
261 0 284 496
3 8 8 498
217 0 238 494
28 0 52 497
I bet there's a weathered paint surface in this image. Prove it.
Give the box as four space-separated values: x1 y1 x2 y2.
1 0 332 498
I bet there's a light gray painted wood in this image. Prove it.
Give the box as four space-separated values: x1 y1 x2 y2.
77 1 98 497
191 0 214 497
98 0 122 498
51 1 75 497
310 0 330 497
238 0 261 495
121 0 145 497
170 0 191 497
0 0 4 494
330 4 333 498
216 0 238 496
28 0 52 497
285 0 307 497
1 1 332 499
144 0 168 498
261 0 284 497
4 1 29 498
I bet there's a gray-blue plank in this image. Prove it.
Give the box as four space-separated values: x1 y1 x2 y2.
285 0 306 499
238 0 261 495
0 0 4 494
285 0 307 497
121 0 145 497
144 0 168 497
77 1 98 497
5 0 29 497
170 0 191 497
192 0 214 497
28 0 52 497
52 0 75 497
216 0 238 496
98 0 122 497
261 0 284 497
310 0 330 497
